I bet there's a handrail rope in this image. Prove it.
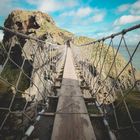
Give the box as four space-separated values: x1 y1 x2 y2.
0 26 57 46
76 23 140 46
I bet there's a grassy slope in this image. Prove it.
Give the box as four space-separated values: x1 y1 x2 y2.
73 36 131 78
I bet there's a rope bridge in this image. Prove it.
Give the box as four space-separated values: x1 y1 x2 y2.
0 24 140 140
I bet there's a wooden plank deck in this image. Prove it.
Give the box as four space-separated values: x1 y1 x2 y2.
51 47 96 140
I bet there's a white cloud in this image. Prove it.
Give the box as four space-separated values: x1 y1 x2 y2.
26 0 78 12
130 0 140 15
117 4 130 13
61 7 93 17
60 7 106 23
61 11 75 17
114 1 140 26
116 0 140 14
76 7 92 17
38 1 60 12
92 8 106 22
114 15 140 25
92 12 105 22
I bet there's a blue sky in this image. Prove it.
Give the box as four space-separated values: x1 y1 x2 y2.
0 0 140 42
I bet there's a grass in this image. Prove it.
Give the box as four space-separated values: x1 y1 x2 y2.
107 90 140 140
115 90 140 122
0 80 10 95
73 36 132 80
1 61 20 85
86 103 100 114
1 60 30 91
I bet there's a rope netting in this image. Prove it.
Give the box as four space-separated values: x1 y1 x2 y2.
0 26 66 139
72 24 140 140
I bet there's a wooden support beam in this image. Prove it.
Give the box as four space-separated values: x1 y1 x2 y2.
38 112 55 117
38 112 103 118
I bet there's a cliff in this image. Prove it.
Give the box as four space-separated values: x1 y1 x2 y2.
3 10 73 45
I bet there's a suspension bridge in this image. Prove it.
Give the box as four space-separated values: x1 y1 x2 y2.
0 24 140 140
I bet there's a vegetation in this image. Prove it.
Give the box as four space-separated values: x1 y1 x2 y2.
1 60 30 91
5 10 73 45
106 90 140 140
74 36 95 44
87 103 100 114
73 36 131 79
115 90 140 124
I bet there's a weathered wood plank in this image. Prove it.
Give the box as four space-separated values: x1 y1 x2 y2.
51 48 96 140
52 114 96 140
56 96 87 113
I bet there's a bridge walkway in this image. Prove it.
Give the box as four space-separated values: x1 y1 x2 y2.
51 47 96 140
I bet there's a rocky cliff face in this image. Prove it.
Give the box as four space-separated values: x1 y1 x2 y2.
3 10 72 45
1 10 73 93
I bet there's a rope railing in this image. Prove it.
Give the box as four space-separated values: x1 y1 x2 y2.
78 24 140 46
0 26 66 139
72 23 140 140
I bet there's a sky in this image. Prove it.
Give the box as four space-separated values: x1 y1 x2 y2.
0 0 140 43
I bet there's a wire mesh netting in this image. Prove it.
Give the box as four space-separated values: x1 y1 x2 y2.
0 27 66 139
72 24 140 140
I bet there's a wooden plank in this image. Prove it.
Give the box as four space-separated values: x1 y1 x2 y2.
51 48 96 140
56 96 87 113
51 114 96 140
59 84 82 96
38 112 55 116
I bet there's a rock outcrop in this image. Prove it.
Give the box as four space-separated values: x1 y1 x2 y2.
3 10 72 45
